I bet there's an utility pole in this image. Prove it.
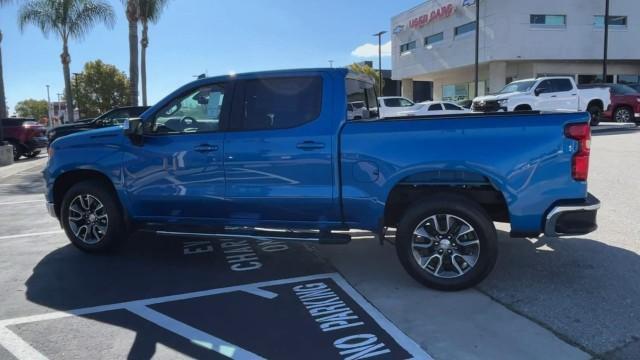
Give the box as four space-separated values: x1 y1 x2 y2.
603 0 610 82
474 0 480 98
372 30 387 96
46 85 52 129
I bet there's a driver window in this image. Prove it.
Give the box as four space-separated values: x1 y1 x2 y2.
151 83 225 134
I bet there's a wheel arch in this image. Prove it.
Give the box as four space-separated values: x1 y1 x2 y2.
383 168 511 228
52 169 121 218
513 103 533 111
587 98 604 111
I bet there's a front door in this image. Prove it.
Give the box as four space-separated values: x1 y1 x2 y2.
123 82 229 222
223 74 339 227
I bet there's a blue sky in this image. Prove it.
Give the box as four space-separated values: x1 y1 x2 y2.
0 0 420 113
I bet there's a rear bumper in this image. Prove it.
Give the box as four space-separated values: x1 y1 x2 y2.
544 193 600 237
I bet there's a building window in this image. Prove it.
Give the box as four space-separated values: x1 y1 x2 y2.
454 22 475 37
577 74 614 85
594 15 628 28
530 15 566 27
424 32 444 46
617 75 640 84
400 41 416 54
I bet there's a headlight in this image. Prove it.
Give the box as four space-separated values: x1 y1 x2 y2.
48 130 56 138
497 99 508 106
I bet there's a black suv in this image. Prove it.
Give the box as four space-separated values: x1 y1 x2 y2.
47 106 149 143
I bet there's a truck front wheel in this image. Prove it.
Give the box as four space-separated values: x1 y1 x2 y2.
60 180 125 252
395 194 498 291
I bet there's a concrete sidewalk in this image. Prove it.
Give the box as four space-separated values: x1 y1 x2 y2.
0 155 47 180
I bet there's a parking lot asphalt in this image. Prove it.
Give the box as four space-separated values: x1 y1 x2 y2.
0 127 639 360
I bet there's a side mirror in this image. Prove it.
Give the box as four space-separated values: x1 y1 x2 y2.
534 88 546 96
123 117 144 145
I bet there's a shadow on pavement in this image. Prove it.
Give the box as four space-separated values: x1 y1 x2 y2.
21 231 331 359
478 231 640 356
0 171 45 195
592 127 640 136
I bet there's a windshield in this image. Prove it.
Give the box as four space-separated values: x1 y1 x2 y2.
498 80 537 94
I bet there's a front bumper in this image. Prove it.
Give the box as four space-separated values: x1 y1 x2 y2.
544 193 600 237
26 136 49 151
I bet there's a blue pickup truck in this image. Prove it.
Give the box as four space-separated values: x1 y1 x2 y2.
44 68 600 290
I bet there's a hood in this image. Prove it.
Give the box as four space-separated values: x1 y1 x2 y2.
51 124 123 148
53 121 94 131
474 92 526 102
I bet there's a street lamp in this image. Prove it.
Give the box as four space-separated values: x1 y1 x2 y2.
602 0 610 82
474 0 480 98
328 60 334 68
372 31 387 97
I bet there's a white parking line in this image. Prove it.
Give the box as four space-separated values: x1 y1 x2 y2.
0 199 44 206
127 304 265 359
0 273 430 360
0 230 63 241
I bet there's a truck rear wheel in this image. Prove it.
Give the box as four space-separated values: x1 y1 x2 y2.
60 180 125 252
395 193 498 291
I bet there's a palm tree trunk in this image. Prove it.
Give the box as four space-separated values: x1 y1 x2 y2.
128 15 139 106
140 21 148 106
0 31 7 120
61 40 74 123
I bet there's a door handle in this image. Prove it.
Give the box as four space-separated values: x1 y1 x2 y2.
550 95 557 98
194 144 219 152
296 141 325 150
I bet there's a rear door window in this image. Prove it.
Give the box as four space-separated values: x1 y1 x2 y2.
346 79 378 120
443 102 462 110
551 79 574 92
428 104 443 111
240 76 323 130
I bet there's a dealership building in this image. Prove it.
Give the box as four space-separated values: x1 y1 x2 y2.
391 0 640 102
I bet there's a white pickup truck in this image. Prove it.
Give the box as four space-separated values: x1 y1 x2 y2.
472 77 610 125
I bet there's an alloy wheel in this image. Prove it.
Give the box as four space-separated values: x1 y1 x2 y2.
411 214 480 279
615 108 631 123
68 194 109 244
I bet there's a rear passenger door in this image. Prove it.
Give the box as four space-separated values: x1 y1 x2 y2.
223 74 339 226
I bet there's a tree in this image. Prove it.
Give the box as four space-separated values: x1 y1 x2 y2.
72 60 130 117
0 0 12 120
139 0 168 106
18 0 115 123
124 0 139 106
348 63 384 94
15 99 48 119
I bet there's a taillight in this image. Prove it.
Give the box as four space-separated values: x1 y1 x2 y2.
564 123 591 181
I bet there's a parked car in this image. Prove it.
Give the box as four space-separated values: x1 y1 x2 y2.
581 83 640 124
1 117 48 160
457 99 473 109
398 101 472 116
377 96 423 118
44 68 600 291
347 101 368 120
47 106 150 143
472 77 611 125
627 83 640 93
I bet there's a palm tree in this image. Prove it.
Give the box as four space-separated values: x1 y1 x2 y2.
0 0 12 120
139 0 168 106
348 62 384 92
19 0 115 123
124 0 139 106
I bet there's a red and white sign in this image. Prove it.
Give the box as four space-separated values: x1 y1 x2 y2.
408 3 456 29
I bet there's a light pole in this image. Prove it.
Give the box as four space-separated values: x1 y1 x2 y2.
602 0 610 82
46 85 52 129
474 0 480 98
372 30 387 96
328 60 334 68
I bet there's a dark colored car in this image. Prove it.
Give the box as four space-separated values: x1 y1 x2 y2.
457 99 473 109
582 83 640 123
1 118 48 160
47 106 150 143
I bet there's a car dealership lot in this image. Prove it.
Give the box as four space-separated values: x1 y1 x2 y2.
0 128 639 359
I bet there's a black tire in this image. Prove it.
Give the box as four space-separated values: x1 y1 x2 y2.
395 193 498 291
514 105 532 112
8 140 23 161
25 150 41 158
588 104 602 126
613 106 633 123
60 180 125 252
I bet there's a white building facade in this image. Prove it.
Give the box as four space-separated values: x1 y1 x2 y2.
391 0 640 102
